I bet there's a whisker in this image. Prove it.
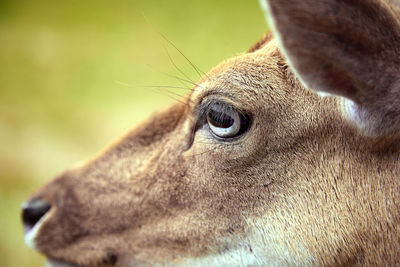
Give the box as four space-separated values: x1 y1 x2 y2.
158 32 209 79
144 64 204 92
141 12 210 83
116 81 190 107
142 85 192 91
115 81 192 92
158 70 205 91
163 45 195 86
156 91 189 107
151 87 193 103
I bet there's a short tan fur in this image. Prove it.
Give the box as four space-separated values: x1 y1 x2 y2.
22 0 400 266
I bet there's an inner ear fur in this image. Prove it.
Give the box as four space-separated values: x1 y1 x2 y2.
263 0 400 137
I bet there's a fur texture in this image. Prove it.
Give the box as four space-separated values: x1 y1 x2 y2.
23 0 400 266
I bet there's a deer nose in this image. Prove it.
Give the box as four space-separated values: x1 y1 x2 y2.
22 198 51 232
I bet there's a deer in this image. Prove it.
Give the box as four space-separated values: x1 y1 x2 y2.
21 0 400 266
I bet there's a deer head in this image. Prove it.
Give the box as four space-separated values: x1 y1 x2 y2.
22 0 400 266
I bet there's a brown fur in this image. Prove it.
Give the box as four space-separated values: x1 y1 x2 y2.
24 0 400 266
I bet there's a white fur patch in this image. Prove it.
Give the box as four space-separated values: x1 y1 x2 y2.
245 217 316 266
174 244 260 267
317 92 334 98
158 215 315 267
340 98 372 135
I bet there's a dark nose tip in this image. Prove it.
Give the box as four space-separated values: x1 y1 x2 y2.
22 198 51 232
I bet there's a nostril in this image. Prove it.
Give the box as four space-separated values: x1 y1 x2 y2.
22 198 51 232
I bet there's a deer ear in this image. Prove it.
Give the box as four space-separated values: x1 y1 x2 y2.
262 0 400 137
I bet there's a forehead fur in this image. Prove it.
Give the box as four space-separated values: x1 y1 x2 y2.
195 39 284 94
191 38 300 115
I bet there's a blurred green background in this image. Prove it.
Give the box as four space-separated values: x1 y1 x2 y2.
0 0 267 265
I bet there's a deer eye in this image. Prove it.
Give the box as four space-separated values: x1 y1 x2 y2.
206 103 249 139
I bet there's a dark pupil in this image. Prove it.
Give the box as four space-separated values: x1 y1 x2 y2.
208 108 234 128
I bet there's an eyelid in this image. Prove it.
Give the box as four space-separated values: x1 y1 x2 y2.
196 96 244 118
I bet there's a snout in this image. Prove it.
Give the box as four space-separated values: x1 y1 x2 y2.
20 181 121 266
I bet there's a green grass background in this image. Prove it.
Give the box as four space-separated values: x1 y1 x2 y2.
0 0 267 265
